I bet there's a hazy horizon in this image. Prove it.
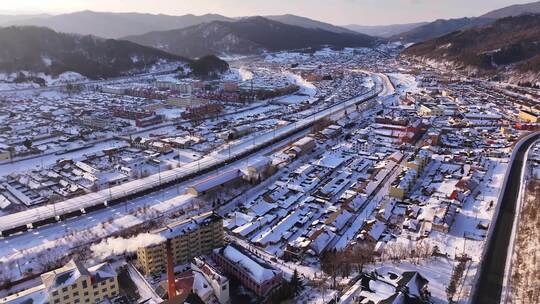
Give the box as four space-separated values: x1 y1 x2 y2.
1 0 537 26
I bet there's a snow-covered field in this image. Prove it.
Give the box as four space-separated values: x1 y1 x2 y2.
388 72 422 94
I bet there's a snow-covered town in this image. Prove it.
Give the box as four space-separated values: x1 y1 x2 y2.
1 3 540 303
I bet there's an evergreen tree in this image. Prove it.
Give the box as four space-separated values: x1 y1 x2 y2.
290 269 304 295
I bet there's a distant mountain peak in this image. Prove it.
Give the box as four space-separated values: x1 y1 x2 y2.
480 1 540 19
124 17 376 58
0 26 184 79
4 11 233 38
403 14 540 84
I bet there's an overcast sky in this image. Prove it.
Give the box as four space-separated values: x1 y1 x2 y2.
1 0 535 25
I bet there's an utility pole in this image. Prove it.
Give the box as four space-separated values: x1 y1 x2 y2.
462 232 466 257
16 258 22 277
158 165 162 185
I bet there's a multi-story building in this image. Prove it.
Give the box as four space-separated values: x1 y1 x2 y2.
0 260 119 304
192 257 230 304
405 149 431 172
389 168 418 200
79 115 111 129
519 109 540 123
156 81 193 94
390 149 431 200
135 115 164 128
211 244 282 297
42 260 119 304
0 149 10 161
137 212 224 275
419 104 443 117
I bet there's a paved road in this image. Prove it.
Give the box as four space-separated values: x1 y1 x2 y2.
473 132 540 304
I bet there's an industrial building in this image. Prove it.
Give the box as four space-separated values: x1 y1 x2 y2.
211 244 283 297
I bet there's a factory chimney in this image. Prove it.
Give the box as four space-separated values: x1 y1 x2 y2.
166 239 176 300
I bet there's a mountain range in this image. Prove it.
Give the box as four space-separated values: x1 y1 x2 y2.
403 14 540 83
2 11 232 39
123 16 377 58
0 26 184 79
391 17 494 43
2 1 540 43
480 0 540 19
1 1 540 82
343 22 428 38
265 14 354 34
390 1 540 43
1 11 356 39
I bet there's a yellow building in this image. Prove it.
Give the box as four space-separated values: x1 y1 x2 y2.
389 168 418 200
0 260 119 304
137 212 224 275
419 104 443 117
405 149 431 172
42 260 119 304
0 149 10 161
518 110 540 123
167 96 209 108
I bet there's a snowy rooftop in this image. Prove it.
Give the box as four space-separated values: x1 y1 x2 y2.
219 244 281 284
156 211 221 240
0 284 47 304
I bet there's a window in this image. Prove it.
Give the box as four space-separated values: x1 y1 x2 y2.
63 295 69 300
222 285 227 290
111 291 117 296
62 287 68 293
94 291 99 296
73 291 79 297
54 300 60 304
102 288 107 293
84 292 89 296
82 280 88 289
74 299 80 304
52 291 59 296
85 299 90 303
72 284 77 290
101 281 106 286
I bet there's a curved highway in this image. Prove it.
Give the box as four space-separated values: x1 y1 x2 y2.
472 131 540 304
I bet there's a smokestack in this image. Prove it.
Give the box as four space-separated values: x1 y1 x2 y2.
166 239 176 300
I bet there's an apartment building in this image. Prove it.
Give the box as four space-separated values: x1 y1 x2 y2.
405 149 431 172
42 260 119 304
389 168 417 200
390 149 431 200
0 260 119 304
137 212 224 275
518 109 540 123
0 149 10 161
156 81 193 94
419 104 443 117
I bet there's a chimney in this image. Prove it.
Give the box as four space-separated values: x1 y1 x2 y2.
166 239 176 300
